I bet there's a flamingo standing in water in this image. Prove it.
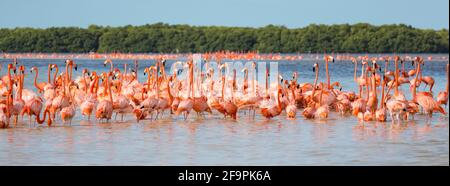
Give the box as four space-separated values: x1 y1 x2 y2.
96 72 114 122
0 65 15 128
385 56 408 123
351 66 368 118
175 60 194 120
412 58 446 121
11 66 26 126
365 61 379 121
49 61 74 120
375 75 387 122
21 67 46 124
303 63 320 119
356 61 368 98
154 62 172 119
80 71 98 120
111 68 132 121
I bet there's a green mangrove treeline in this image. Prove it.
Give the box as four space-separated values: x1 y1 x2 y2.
0 23 448 53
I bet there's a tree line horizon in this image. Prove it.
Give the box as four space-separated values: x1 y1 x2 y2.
0 23 448 53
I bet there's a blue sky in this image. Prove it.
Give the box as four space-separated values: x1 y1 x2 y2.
0 0 448 29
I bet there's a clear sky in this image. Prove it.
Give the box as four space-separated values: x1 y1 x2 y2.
0 0 448 29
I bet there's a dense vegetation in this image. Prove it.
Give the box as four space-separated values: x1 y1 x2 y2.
0 23 448 53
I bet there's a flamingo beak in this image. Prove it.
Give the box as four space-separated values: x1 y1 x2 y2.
74 64 78 71
312 67 315 72
332 58 335 63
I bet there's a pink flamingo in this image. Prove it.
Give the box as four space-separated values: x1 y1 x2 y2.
175 60 194 120
412 59 446 120
96 72 114 122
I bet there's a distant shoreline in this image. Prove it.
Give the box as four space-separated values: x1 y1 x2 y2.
0 23 448 54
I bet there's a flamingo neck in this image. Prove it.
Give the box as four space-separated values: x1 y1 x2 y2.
89 76 97 94
412 62 421 101
33 69 39 90
190 64 194 99
53 66 58 86
276 90 282 111
106 75 113 103
312 67 319 98
47 65 51 84
17 71 24 100
394 59 399 95
325 60 330 89
167 82 173 103
7 67 13 108
69 64 73 83
372 72 378 112
65 63 69 87
365 70 370 100
36 109 51 125
8 69 14 95
221 77 225 100
62 72 66 96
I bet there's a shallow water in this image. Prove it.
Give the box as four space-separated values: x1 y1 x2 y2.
0 54 448 165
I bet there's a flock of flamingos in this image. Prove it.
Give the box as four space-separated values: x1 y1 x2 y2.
0 54 448 129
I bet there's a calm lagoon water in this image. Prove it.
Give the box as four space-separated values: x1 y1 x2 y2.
0 54 448 165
